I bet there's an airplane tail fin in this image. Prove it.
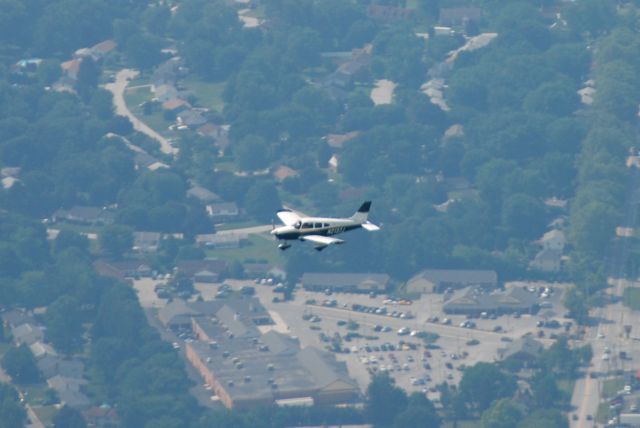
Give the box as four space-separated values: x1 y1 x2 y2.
351 201 371 224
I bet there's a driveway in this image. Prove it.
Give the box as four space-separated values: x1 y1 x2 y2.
104 69 178 156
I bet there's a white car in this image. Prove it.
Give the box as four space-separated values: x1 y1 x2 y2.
601 353 610 361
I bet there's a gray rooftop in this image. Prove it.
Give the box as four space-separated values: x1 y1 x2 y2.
413 269 497 285
301 273 390 289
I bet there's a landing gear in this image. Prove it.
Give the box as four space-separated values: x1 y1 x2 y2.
278 243 291 251
314 246 326 252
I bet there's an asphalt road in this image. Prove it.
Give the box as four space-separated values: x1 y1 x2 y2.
570 163 640 427
104 69 178 156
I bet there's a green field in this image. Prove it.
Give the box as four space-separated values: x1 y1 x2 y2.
623 287 640 310
602 377 625 398
205 234 284 265
181 76 225 112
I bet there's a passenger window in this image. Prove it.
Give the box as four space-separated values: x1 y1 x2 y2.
302 223 313 229
314 223 322 228
323 223 329 228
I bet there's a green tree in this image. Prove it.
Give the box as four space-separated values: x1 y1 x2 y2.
0 382 27 428
366 372 408 427
243 181 282 222
393 393 441 428
53 405 86 428
480 399 522 428
518 409 568 428
459 363 517 412
45 295 84 355
234 135 269 171
1 344 41 384
99 224 134 259
531 372 560 409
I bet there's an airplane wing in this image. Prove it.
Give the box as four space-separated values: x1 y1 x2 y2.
362 221 380 231
276 209 301 226
301 235 344 247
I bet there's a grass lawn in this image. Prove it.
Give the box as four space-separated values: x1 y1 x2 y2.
22 384 52 406
124 86 153 110
623 287 640 310
124 86 175 139
181 75 225 112
602 377 625 398
0 342 11 359
557 378 576 401
205 234 284 265
33 405 58 426
596 401 612 424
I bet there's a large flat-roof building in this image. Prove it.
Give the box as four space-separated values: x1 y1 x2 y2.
169 298 361 409
443 286 539 316
406 269 497 294
301 273 390 293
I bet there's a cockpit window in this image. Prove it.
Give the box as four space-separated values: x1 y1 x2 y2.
302 222 313 229
294 221 301 229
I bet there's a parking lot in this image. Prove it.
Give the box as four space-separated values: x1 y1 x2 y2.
210 280 572 398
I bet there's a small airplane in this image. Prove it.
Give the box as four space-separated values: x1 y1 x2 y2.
270 201 380 251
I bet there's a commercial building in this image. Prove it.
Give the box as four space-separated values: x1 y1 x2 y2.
161 298 360 409
443 286 539 316
301 273 390 293
406 269 498 294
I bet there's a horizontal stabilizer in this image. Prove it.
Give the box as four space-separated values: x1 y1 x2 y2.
362 222 380 231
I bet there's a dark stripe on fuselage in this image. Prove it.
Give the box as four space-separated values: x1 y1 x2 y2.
275 224 361 241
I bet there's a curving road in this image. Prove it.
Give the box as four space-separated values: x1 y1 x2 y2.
104 69 178 156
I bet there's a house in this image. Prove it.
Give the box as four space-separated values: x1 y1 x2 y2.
195 233 243 249
12 323 44 345
133 232 162 253
443 286 539 316
187 185 221 204
438 7 483 27
47 375 90 409
322 45 372 91
242 263 286 280
90 40 117 59
196 123 225 139
498 337 543 363
324 131 360 150
206 202 240 222
154 84 178 103
367 5 414 22
29 341 57 359
529 229 566 272
151 57 182 87
406 269 498 294
273 166 299 183
2 309 36 328
162 98 190 112
133 151 169 171
174 259 227 281
537 229 566 252
37 355 85 380
177 109 208 127
51 206 114 226
93 259 153 280
530 248 563 272
301 273 390 293
60 58 81 81
83 406 120 428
